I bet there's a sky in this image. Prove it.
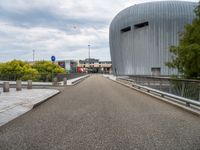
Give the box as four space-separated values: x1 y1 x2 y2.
0 0 198 62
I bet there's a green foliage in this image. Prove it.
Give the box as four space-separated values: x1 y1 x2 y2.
32 61 65 81
194 1 200 19
166 2 200 79
21 64 39 81
0 60 65 81
0 60 39 81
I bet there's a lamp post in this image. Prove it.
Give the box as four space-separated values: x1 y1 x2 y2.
32 50 35 62
88 44 91 69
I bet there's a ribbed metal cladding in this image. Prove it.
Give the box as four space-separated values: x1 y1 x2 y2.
109 1 197 75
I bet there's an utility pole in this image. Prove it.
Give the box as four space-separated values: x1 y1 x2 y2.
88 44 91 67
32 50 35 62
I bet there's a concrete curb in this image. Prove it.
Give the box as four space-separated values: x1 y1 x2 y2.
105 76 200 117
32 90 60 108
68 75 90 86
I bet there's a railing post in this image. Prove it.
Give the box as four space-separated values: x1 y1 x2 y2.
181 82 185 97
146 77 148 85
27 80 32 89
3 82 9 92
169 80 172 93
186 102 190 107
159 79 162 90
16 80 22 91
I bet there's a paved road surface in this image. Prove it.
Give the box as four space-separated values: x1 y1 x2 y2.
0 75 200 150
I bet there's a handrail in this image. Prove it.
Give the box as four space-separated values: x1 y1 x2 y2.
118 77 200 107
127 75 200 83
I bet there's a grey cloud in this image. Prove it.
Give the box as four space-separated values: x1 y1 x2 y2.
0 2 109 33
0 0 198 62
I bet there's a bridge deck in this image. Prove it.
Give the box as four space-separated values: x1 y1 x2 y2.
0 75 200 149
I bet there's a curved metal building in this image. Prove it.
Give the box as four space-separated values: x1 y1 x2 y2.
109 1 197 76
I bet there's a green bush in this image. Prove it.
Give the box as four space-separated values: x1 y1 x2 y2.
0 60 39 81
0 60 65 81
32 61 65 82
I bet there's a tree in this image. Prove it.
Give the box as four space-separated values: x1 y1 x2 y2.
166 2 200 79
21 64 39 81
0 60 39 81
32 61 65 81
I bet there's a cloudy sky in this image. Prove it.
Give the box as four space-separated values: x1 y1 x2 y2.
0 0 198 62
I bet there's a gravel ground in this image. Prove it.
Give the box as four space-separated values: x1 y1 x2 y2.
0 75 200 150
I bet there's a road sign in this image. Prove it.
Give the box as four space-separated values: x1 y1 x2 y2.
51 56 56 62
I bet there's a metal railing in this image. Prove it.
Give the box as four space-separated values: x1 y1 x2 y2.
0 73 59 82
128 76 200 101
117 77 200 108
0 73 87 82
117 76 200 108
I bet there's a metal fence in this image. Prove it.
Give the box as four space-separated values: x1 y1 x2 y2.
120 76 200 101
0 73 87 82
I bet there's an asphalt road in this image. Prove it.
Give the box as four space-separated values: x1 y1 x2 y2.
0 75 200 150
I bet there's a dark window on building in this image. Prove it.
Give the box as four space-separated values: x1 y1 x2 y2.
134 22 149 29
121 26 131 33
151 67 161 76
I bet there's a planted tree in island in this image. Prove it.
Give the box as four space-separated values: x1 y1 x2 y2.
32 61 65 81
0 60 39 81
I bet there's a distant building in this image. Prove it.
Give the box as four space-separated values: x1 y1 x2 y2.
77 58 112 73
57 58 112 74
57 60 77 73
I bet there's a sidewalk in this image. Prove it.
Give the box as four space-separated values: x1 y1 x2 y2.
0 88 59 127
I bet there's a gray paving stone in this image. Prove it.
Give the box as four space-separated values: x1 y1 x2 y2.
0 88 59 127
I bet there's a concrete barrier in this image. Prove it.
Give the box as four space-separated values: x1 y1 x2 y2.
27 80 32 89
16 80 22 91
52 77 58 86
3 82 9 92
63 77 67 85
68 75 90 85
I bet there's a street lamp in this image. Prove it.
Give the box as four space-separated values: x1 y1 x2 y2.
32 50 35 62
88 44 91 68
88 44 90 61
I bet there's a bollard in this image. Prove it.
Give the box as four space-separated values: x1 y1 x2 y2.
63 77 67 85
52 77 58 86
27 80 32 89
16 80 22 91
3 82 10 92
